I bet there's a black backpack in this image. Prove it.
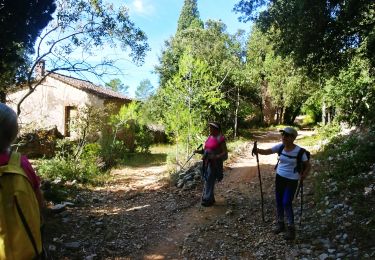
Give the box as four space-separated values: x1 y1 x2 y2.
275 144 310 174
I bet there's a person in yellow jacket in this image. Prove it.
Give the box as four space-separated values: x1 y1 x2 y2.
0 103 44 259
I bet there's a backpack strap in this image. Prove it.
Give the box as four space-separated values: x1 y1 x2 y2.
277 144 285 156
295 148 310 173
275 146 309 173
274 144 285 170
296 148 306 163
0 152 28 179
14 196 40 258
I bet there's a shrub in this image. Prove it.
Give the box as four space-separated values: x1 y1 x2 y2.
99 131 128 167
37 140 105 183
135 125 153 153
313 126 375 249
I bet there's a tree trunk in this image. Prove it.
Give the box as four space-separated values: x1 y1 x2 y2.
291 105 302 124
284 105 301 125
276 108 281 124
327 106 331 124
322 100 326 125
259 96 264 125
175 133 179 170
280 107 284 124
234 86 239 139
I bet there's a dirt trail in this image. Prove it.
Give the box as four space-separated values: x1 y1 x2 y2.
44 130 314 259
143 130 284 259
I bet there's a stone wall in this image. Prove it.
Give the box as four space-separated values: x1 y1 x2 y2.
14 127 63 158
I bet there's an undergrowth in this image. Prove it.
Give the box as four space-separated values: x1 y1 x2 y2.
312 125 375 252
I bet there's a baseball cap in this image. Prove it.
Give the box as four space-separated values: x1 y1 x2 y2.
279 127 298 138
208 122 220 130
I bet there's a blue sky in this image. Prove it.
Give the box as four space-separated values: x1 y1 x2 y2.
92 0 252 97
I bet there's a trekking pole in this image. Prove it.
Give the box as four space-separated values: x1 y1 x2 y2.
300 182 303 226
252 141 265 222
180 144 203 170
295 180 304 226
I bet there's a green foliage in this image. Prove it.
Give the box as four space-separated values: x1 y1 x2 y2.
235 0 375 75
42 0 149 65
177 0 203 32
316 122 341 141
150 143 180 165
37 140 104 183
312 127 375 247
156 52 227 152
324 57 375 126
42 182 77 203
246 26 319 124
120 153 167 167
105 78 129 94
135 79 154 101
301 90 323 124
37 101 157 183
155 12 252 145
70 105 111 141
300 114 315 127
0 0 55 98
110 102 153 154
81 143 101 161
236 1 375 129
99 133 127 167
13 0 150 111
135 125 154 153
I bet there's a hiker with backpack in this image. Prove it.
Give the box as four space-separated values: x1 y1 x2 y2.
194 122 228 207
0 103 44 259
253 127 311 240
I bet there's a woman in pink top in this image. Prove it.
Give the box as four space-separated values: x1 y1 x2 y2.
0 103 43 208
195 122 228 207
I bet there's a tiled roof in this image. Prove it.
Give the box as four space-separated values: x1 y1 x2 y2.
48 72 132 101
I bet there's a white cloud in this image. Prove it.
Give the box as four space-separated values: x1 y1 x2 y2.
131 0 154 16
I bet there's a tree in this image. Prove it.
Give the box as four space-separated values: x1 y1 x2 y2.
15 0 149 114
234 0 375 75
110 102 153 153
324 56 375 125
155 2 258 142
156 0 204 87
177 0 203 32
157 52 226 157
156 19 252 135
105 78 129 94
0 0 56 102
246 26 317 124
135 79 154 101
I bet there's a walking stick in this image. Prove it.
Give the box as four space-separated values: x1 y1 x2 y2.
295 180 304 226
252 141 265 222
181 144 203 170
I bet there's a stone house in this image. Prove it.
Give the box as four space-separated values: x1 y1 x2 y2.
7 61 132 138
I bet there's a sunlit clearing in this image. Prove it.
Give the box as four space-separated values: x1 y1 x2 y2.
144 254 165 260
90 207 122 215
126 204 151 212
144 255 165 260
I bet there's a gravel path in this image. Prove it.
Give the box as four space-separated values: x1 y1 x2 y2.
43 129 367 259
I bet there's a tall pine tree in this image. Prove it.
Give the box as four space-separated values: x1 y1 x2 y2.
176 0 203 32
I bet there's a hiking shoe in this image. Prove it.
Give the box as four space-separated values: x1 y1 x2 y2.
284 225 296 240
273 222 285 234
